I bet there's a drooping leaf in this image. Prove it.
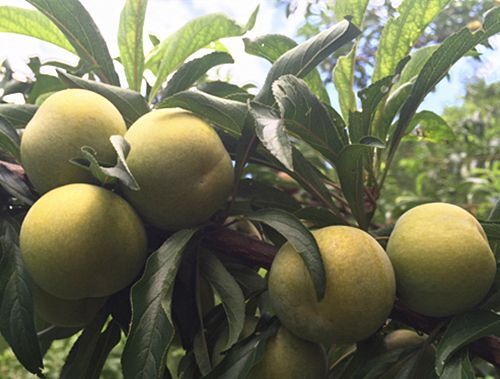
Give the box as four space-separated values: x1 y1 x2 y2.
247 208 326 300
435 310 500 374
27 0 119 85
335 144 370 229
372 0 451 82
0 117 20 162
204 318 280 379
404 110 455 143
200 253 245 353
0 163 35 205
156 90 246 138
60 310 121 379
249 101 293 171
162 52 234 99
118 0 148 91
0 6 75 53
58 71 149 126
243 34 329 103
70 135 140 191
385 7 500 168
272 75 344 162
0 104 37 128
148 7 258 100
122 229 197 379
256 19 360 104
0 238 43 376
439 349 475 379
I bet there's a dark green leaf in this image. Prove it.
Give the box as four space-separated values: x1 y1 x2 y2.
372 0 451 81
435 310 500 374
336 144 369 229
203 318 279 379
0 104 38 128
58 71 149 126
0 6 75 53
256 19 360 104
246 208 326 300
27 0 119 85
162 52 234 98
379 80 413 138
122 229 197 379
60 310 121 379
294 206 346 227
358 136 386 148
200 253 245 353
249 102 293 171
440 349 475 379
481 221 500 241
0 163 35 205
0 238 43 375
395 45 439 91
27 74 65 104
156 90 246 138
118 0 148 91
70 135 139 191
243 34 329 103
272 75 344 162
197 81 253 102
148 7 258 100
386 7 500 168
238 179 300 212
0 117 20 162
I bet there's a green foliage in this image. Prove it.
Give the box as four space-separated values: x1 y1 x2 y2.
0 0 498 377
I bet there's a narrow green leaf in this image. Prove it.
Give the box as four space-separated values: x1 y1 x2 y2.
238 179 300 212
148 7 258 100
379 80 414 138
60 310 121 379
0 163 35 205
27 74 64 105
200 253 245 353
333 48 357 121
27 0 119 85
122 229 197 379
336 144 369 229
249 102 293 171
0 238 43 376
243 34 329 103
58 71 149 126
70 135 140 191
0 6 75 53
395 45 439 91
435 310 500 374
118 0 148 91
204 318 280 379
440 349 475 379
372 0 451 81
247 208 326 300
333 0 370 27
481 221 500 241
256 19 360 104
0 104 37 128
0 118 20 162
156 90 246 138
294 207 346 227
273 75 344 162
197 81 253 102
386 7 500 168
404 110 455 143
162 52 234 99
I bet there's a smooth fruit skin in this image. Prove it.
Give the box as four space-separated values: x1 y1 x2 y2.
20 184 147 299
123 108 234 231
247 326 327 379
21 89 126 194
386 202 496 317
32 284 107 327
269 225 396 345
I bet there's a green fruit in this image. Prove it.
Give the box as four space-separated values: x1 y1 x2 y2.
247 326 327 379
32 284 107 327
269 226 396 345
384 330 427 350
123 108 234 230
21 89 126 194
20 183 147 299
386 202 495 317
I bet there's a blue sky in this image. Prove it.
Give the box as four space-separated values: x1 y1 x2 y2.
0 0 498 114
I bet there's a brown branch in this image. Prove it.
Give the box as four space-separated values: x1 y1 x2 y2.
204 227 500 367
